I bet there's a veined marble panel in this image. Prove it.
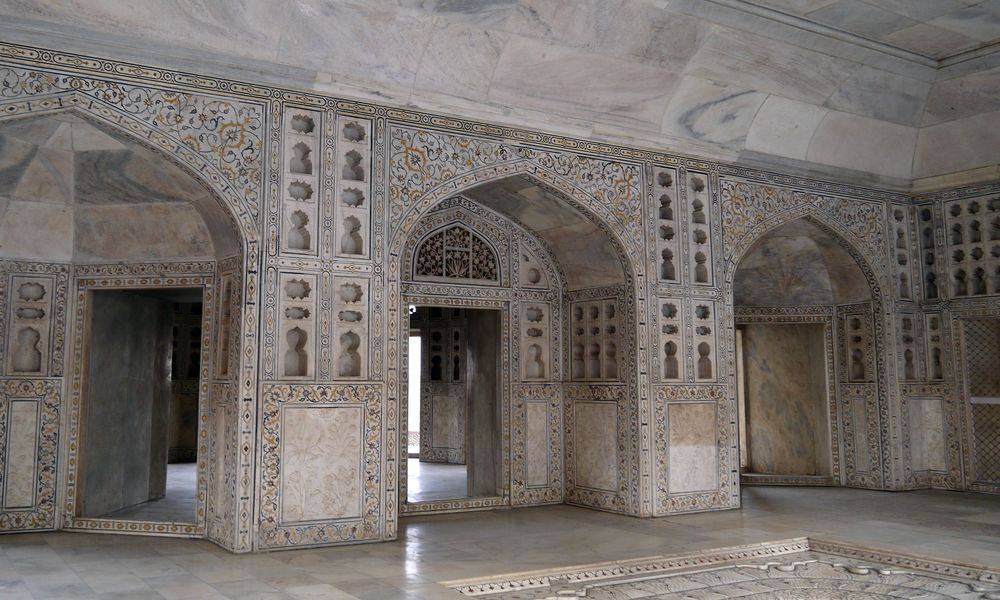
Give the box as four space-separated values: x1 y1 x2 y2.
908 397 946 473
852 393 871 470
4 399 38 509
667 402 717 493
742 323 830 477
573 401 618 492
525 401 549 487
280 405 362 523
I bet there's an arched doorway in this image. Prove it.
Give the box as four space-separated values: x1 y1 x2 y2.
730 216 878 486
0 110 246 539
392 173 638 516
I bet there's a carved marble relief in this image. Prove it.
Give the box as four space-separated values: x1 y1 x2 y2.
568 299 619 382
281 109 320 257
257 384 381 550
942 195 1000 298
0 380 59 530
334 116 372 259
0 45 995 554
686 171 715 286
333 277 369 380
278 273 317 380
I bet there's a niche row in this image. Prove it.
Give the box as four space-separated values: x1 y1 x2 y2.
280 110 373 258
422 308 465 383
653 167 713 285
658 299 682 381
687 171 714 286
7 276 52 376
943 196 1000 298
332 276 368 378
282 110 320 256
692 301 716 381
924 314 944 381
891 206 914 300
278 272 368 380
569 300 619 381
918 204 939 299
521 303 551 380
655 166 680 283
656 298 716 382
334 115 371 258
844 314 872 383
898 315 919 381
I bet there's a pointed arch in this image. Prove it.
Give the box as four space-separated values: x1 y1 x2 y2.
724 206 889 306
386 153 648 524
0 90 260 244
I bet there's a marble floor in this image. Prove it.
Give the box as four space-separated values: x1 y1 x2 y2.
407 458 468 503
101 463 197 523
0 487 996 599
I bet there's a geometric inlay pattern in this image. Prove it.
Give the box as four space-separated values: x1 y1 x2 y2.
972 404 1000 483
445 538 1000 599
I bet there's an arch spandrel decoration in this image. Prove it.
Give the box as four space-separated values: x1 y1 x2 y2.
388 127 644 261
720 180 888 284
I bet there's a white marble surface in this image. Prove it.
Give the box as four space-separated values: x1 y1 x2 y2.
0 114 238 261
1 0 996 187
574 401 618 492
667 402 718 493
525 401 549 487
0 487 998 598
280 406 362 523
4 400 38 509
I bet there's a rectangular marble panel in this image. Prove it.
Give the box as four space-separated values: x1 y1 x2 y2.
668 402 717 493
431 394 460 449
909 397 946 473
852 394 870 470
5 400 39 509
280 405 362 523
743 324 829 476
574 401 618 492
525 401 549 487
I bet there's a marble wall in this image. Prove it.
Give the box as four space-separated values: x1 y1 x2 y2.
741 323 831 477
0 45 996 553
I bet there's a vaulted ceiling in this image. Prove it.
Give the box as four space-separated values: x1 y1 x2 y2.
464 176 626 290
0 0 997 190
0 114 239 262
734 217 872 306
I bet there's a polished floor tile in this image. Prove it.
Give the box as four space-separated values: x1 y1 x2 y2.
0 487 995 599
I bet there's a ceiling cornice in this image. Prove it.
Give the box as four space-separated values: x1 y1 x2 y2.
709 0 998 69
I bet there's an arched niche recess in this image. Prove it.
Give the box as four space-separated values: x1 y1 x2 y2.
0 105 252 549
726 212 889 490
391 169 643 519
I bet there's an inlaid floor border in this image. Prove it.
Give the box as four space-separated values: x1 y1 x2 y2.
441 537 1000 596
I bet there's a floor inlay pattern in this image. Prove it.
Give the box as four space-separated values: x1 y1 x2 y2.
445 538 1000 599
